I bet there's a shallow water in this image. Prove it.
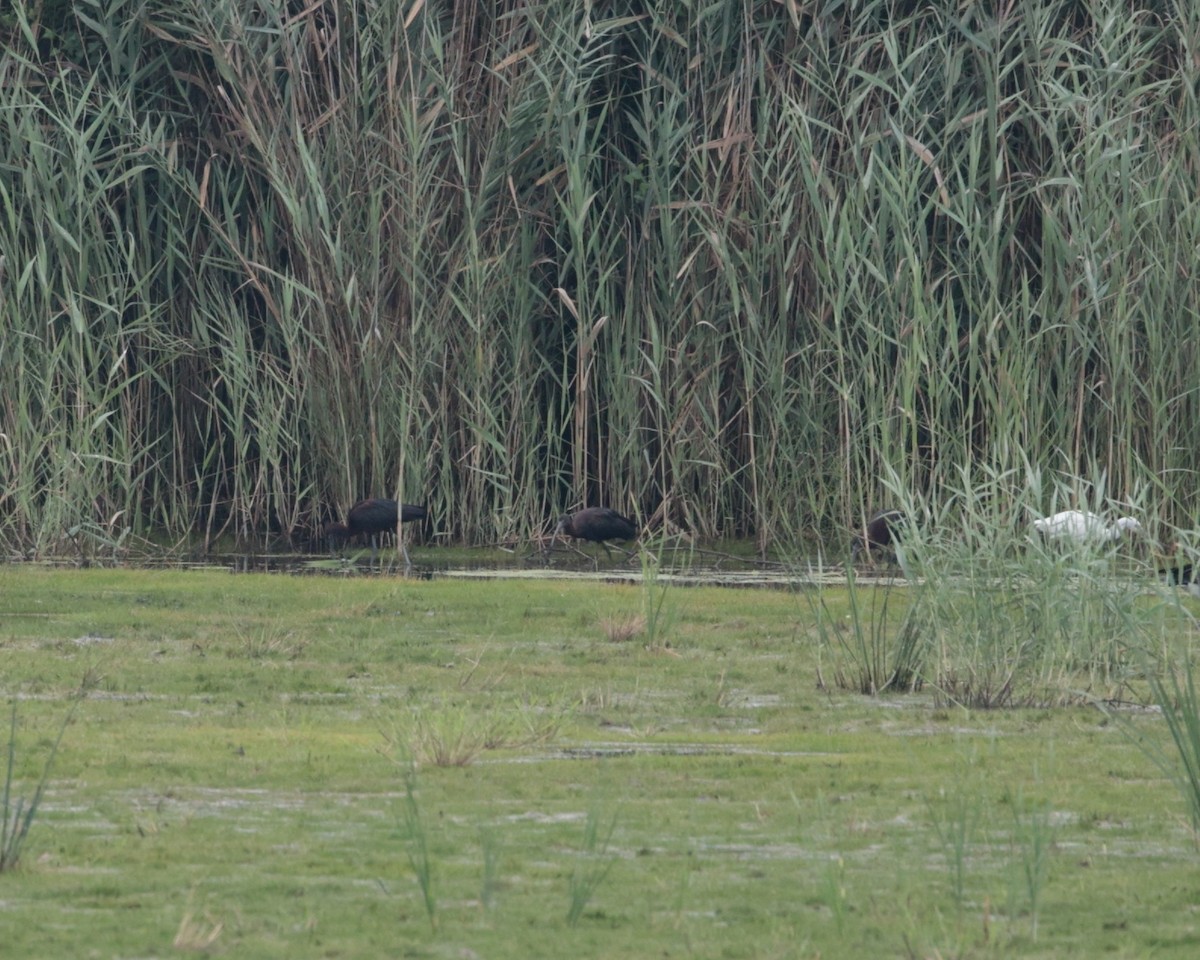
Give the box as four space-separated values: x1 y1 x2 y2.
279 541 917 588
6 543 908 589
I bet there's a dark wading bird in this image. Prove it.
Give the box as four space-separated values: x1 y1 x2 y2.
324 498 428 566
1158 542 1199 595
551 507 638 562
850 509 907 563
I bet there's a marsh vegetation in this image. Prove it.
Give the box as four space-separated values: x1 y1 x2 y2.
1 0 1198 559
4 1 1200 953
2 567 1200 957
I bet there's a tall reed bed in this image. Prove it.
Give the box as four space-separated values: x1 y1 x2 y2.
1 0 1198 554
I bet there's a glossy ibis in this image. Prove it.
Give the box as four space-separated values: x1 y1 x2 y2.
552 507 638 561
1031 510 1142 543
1158 542 1199 594
324 498 428 566
850 509 907 562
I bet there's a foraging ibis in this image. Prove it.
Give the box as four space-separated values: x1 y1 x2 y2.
552 507 638 561
850 509 907 561
324 498 428 565
1031 510 1142 543
1158 543 1199 594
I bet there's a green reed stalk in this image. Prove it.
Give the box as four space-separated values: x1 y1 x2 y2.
1137 656 1200 837
1007 786 1057 942
565 798 619 927
2 697 81 872
399 763 437 931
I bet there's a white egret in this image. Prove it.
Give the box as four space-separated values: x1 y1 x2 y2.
1031 510 1142 543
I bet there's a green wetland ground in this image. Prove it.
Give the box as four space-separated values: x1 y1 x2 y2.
6 3 1200 953
2 562 1200 958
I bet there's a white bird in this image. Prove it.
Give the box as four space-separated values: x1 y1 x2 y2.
1031 510 1142 543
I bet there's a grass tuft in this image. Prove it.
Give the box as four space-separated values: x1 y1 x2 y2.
600 614 645 644
399 762 438 932
1 693 82 873
566 799 620 927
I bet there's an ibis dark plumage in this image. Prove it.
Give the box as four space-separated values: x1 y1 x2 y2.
324 498 428 565
552 507 638 561
1158 542 1199 595
850 509 907 562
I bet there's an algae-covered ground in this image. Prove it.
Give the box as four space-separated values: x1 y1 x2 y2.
0 565 1197 958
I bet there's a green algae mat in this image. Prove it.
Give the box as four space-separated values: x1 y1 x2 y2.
1 566 1197 958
